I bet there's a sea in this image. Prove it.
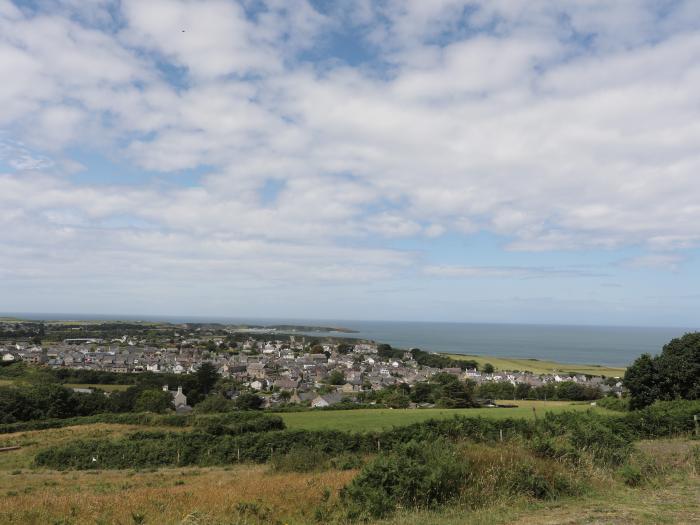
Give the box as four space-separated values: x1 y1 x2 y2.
4 312 697 367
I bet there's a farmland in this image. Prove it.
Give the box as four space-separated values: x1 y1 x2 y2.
279 400 612 432
444 353 627 377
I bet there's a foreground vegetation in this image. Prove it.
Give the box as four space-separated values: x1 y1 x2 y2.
1 412 698 524
1 332 698 524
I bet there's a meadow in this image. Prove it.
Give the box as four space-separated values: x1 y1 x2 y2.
279 400 612 432
1 423 698 525
444 353 627 377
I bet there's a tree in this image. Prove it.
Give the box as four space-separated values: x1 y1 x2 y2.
194 394 234 413
325 370 346 385
337 343 352 355
385 391 411 408
134 389 172 413
482 363 495 374
196 362 219 395
655 332 700 401
515 383 531 400
625 333 700 409
377 344 395 358
234 392 264 410
624 353 660 410
432 374 474 408
410 382 434 404
278 390 292 402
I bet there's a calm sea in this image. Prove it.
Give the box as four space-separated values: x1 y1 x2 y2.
5 313 697 367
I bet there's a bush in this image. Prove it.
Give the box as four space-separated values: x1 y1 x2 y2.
341 440 469 519
597 396 629 411
194 395 235 413
504 461 578 500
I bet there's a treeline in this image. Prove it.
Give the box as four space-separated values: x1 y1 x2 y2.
360 373 600 408
475 380 601 401
361 372 477 407
377 344 479 370
0 363 222 424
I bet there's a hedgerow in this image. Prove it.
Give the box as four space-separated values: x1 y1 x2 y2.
32 400 700 471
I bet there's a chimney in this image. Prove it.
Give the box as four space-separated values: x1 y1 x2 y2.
177 386 183 394
162 384 168 392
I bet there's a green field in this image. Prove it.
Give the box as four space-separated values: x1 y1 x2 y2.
279 400 611 432
63 383 130 392
444 353 626 377
0 379 129 392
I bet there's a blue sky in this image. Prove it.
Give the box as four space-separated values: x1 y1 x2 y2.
1 0 699 327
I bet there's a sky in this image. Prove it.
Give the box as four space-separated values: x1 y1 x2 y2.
1 0 699 327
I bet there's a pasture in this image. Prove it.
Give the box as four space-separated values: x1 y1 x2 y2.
444 353 626 377
279 400 611 432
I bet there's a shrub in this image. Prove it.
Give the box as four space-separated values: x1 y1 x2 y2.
507 463 573 499
597 396 629 411
341 439 469 519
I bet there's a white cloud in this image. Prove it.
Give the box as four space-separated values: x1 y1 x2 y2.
623 254 684 271
0 0 699 316
424 265 603 279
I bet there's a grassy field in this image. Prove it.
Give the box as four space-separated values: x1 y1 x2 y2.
444 353 627 377
280 400 611 432
63 383 130 392
0 378 130 392
1 422 697 525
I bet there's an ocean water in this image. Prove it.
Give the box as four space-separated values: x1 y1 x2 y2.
5 312 696 367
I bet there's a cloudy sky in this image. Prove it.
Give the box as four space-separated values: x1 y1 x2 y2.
1 0 699 326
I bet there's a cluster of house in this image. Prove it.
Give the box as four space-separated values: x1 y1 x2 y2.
0 337 623 407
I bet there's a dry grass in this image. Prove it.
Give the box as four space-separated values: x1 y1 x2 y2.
0 423 355 524
1 465 356 524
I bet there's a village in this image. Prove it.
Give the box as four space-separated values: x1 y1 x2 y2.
0 329 624 408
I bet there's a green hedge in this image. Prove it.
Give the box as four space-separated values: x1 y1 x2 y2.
33 400 700 471
1 411 283 435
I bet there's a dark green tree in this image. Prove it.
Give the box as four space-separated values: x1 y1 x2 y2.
234 392 264 410
133 389 173 413
196 362 219 395
325 370 346 385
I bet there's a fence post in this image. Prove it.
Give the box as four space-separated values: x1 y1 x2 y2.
694 414 699 437
499 429 503 442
